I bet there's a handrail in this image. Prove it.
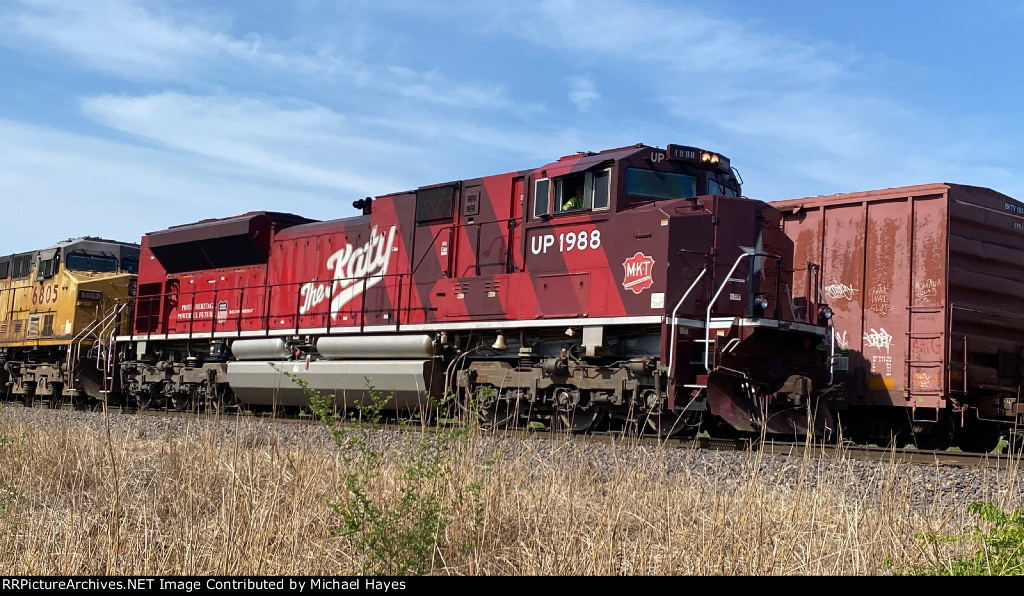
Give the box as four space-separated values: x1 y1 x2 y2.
666 268 707 379
68 301 123 371
829 325 837 387
703 249 781 373
121 270 418 341
95 301 127 369
102 302 129 387
66 316 105 373
64 300 126 394
120 215 527 342
808 262 837 386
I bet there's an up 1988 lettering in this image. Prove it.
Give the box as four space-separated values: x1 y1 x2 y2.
530 229 601 254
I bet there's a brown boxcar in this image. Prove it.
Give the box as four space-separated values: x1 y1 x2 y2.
772 183 1024 451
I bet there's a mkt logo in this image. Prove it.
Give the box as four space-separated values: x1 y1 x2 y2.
622 252 655 294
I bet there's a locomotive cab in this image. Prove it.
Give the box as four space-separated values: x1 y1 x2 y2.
529 144 740 220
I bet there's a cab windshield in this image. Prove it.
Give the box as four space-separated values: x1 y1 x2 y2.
66 253 118 273
625 168 696 200
709 178 740 197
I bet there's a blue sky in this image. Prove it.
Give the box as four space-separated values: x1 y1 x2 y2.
2 0 1022 255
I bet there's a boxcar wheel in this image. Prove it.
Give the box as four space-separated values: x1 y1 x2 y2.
955 421 1003 454
911 413 955 451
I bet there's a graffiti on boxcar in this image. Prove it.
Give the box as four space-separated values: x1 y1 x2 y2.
868 284 892 315
911 337 942 357
864 327 893 352
913 371 935 389
824 281 858 301
914 278 939 303
872 354 893 376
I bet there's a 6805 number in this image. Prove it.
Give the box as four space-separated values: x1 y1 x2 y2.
32 284 59 305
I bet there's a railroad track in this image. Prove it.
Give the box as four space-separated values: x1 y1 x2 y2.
18 402 1024 470
754 440 1024 469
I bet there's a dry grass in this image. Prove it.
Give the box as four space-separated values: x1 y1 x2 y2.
0 410 999 576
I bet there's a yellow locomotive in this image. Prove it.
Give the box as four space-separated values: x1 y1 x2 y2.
0 237 139 406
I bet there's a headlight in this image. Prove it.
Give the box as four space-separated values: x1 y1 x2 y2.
700 151 720 165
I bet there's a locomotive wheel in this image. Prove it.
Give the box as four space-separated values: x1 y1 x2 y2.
171 394 192 411
556 405 606 433
479 400 518 430
206 395 224 414
644 411 687 438
68 392 87 410
137 394 165 410
205 385 236 414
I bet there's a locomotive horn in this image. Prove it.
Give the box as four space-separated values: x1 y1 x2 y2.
352 197 373 215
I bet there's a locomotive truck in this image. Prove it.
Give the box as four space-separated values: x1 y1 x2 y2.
112 142 837 439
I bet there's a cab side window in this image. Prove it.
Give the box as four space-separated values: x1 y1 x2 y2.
557 175 586 212
592 169 611 210
536 168 612 217
36 253 59 280
533 178 551 218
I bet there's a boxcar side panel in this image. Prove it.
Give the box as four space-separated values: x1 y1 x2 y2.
947 186 1024 417
776 185 954 411
819 200 870 403
861 198 913 407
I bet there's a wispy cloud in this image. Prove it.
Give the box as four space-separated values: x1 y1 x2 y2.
1 0 260 81
0 0 534 114
469 0 1024 200
567 76 599 112
80 93 401 193
0 118 346 244
1 0 1023 256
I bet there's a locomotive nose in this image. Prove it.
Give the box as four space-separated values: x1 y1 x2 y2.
705 369 833 439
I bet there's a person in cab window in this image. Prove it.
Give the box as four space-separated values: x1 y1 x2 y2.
562 183 584 211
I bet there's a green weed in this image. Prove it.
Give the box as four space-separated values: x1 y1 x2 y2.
900 501 1024 576
276 365 485 576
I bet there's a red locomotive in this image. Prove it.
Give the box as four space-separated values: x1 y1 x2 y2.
115 143 836 438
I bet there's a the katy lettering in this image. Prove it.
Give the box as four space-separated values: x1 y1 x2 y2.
299 225 397 317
